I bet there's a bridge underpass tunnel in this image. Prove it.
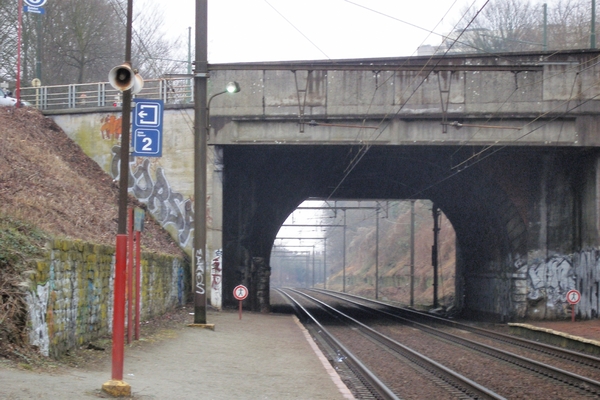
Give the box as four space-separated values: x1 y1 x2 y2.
270 199 456 311
221 144 600 321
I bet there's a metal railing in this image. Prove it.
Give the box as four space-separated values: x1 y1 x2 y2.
20 78 194 110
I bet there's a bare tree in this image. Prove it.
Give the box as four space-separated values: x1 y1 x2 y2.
43 0 124 84
0 0 186 88
547 0 593 49
451 0 542 53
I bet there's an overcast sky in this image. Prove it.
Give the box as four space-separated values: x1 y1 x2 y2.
152 0 481 63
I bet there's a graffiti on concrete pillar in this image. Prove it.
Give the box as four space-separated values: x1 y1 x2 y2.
211 249 223 308
528 255 574 305
195 249 206 295
111 146 194 247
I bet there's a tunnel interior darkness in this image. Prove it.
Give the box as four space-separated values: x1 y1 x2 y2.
221 144 530 317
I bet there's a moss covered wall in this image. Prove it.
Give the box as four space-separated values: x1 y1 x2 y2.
26 238 189 358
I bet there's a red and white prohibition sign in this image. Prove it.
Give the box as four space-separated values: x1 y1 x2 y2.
233 285 248 301
566 289 581 305
233 285 248 320
566 289 581 322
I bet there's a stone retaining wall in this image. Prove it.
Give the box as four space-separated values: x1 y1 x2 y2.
26 239 189 358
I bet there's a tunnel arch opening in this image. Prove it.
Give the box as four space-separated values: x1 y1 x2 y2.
222 144 528 319
270 199 457 310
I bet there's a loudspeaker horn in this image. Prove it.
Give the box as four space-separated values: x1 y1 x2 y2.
109 64 135 92
131 73 144 95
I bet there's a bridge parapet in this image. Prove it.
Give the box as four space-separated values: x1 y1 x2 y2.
37 51 600 147
206 51 600 147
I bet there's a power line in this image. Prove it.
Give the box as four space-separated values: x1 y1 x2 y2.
263 0 331 60
326 0 492 200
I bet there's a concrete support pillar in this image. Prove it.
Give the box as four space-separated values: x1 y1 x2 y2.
249 257 271 313
208 146 224 309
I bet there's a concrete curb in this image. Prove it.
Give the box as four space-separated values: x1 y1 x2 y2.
509 323 600 355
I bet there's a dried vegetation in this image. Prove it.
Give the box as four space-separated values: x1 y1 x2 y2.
0 107 186 364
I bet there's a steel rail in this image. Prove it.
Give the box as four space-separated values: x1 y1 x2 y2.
311 289 600 397
284 288 505 400
317 289 600 369
276 288 399 400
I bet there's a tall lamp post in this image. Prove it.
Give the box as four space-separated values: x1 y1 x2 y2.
192 0 209 326
192 0 240 326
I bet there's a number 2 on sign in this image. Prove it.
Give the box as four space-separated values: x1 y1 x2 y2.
142 137 152 151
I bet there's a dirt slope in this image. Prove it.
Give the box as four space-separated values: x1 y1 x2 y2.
0 106 183 256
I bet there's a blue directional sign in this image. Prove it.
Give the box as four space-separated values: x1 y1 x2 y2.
24 6 45 14
132 99 164 157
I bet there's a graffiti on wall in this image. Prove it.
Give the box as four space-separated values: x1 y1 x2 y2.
100 115 122 140
195 249 206 295
517 251 600 319
26 282 50 357
527 254 575 306
169 259 185 306
211 249 223 308
111 146 194 247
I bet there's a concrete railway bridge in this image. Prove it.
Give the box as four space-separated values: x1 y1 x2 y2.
37 50 600 321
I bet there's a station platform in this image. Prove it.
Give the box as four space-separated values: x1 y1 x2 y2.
509 318 600 355
0 308 354 400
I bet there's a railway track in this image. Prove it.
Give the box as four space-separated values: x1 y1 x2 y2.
278 288 600 399
278 288 505 399
313 288 600 376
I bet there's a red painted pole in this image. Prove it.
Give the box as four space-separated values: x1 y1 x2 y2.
127 208 134 344
134 230 141 340
112 234 128 381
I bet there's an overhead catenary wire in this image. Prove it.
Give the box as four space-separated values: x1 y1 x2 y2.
326 0 492 200
324 2 598 202
263 0 331 60
331 0 476 175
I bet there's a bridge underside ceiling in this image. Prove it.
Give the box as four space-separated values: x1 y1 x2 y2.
221 144 597 319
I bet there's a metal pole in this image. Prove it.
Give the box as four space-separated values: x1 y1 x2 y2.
342 209 347 293
375 207 379 300
16 0 22 106
432 204 440 309
187 26 192 103
312 245 315 288
305 254 310 288
592 0 597 48
127 208 134 344
36 14 42 81
323 238 327 289
134 230 141 340
113 0 133 382
543 3 548 51
410 200 415 308
187 27 192 75
193 0 209 325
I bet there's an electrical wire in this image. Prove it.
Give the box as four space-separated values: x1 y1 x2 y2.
326 0 491 200
449 55 600 160
338 0 472 173
452 60 600 170
263 0 331 60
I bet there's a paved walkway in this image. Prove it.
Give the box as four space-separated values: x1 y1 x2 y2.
0 310 354 400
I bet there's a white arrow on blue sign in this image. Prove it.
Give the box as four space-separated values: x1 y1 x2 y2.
132 99 164 157
24 0 47 6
